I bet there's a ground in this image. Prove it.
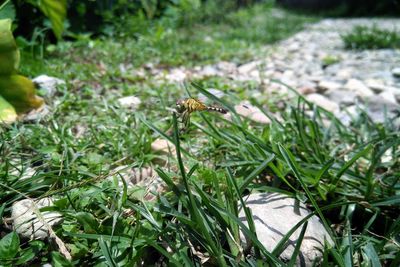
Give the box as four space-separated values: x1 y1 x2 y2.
1 3 399 266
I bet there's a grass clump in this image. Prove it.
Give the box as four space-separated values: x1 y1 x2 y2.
342 25 400 50
2 1 399 266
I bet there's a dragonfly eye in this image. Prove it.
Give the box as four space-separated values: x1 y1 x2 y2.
176 102 185 113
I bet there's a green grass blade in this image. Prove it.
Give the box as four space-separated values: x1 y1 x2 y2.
287 221 308 267
278 143 338 247
362 242 382 267
239 155 275 193
99 237 118 267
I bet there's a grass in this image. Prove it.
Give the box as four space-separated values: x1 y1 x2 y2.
1 2 400 266
342 25 400 50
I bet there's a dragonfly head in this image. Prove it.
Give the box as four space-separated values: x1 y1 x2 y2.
176 99 186 113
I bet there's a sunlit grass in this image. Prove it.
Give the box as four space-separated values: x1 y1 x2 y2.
1 1 399 266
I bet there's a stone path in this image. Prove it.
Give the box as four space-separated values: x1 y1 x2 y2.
144 18 400 125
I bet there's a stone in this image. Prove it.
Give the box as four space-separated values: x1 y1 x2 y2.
117 96 141 109
151 138 176 155
216 61 237 73
201 65 220 76
366 96 400 123
32 75 66 96
238 61 261 74
306 94 339 112
378 91 397 104
365 79 387 93
233 102 271 124
336 68 353 80
317 80 342 92
239 193 333 266
392 68 400 78
12 198 62 239
165 68 187 82
23 105 51 122
298 86 317 95
327 90 358 106
334 105 360 126
344 79 374 98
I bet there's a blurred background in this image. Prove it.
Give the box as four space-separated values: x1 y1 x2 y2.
5 0 400 45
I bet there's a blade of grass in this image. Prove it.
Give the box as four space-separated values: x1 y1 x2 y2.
287 221 308 267
99 237 118 267
333 144 373 185
239 155 275 193
172 112 227 267
278 143 338 248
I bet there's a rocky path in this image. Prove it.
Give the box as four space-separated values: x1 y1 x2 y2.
147 18 400 125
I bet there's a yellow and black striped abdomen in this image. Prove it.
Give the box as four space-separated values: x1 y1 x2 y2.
206 106 227 114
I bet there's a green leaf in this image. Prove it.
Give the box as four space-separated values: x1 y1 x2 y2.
0 231 20 260
35 0 67 40
239 155 275 193
51 251 73 267
0 75 44 113
278 143 338 247
99 237 118 267
0 94 16 123
0 0 16 21
362 242 382 267
75 212 98 233
0 19 19 74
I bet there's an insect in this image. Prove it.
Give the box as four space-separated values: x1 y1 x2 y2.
176 98 227 130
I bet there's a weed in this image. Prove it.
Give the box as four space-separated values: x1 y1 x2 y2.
342 25 400 50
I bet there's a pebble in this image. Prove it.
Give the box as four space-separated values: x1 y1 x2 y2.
318 80 342 92
12 198 63 239
117 96 141 109
233 102 271 124
306 93 339 112
344 79 374 98
327 90 358 106
32 75 66 97
151 138 176 155
392 68 400 78
239 193 333 266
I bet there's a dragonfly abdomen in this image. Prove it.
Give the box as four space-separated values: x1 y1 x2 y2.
206 106 228 114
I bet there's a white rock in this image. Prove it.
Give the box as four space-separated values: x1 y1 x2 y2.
32 75 66 96
233 102 271 124
317 81 342 92
238 61 261 74
306 94 339 112
216 61 237 73
201 65 220 76
334 105 360 126
392 67 400 77
12 198 62 239
298 86 317 95
327 90 358 106
378 91 397 104
165 68 187 82
344 79 374 98
366 97 400 123
117 96 141 109
239 193 333 266
23 105 51 122
336 68 353 80
151 138 176 155
365 79 387 93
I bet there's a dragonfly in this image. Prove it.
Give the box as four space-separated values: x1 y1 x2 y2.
175 98 228 131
